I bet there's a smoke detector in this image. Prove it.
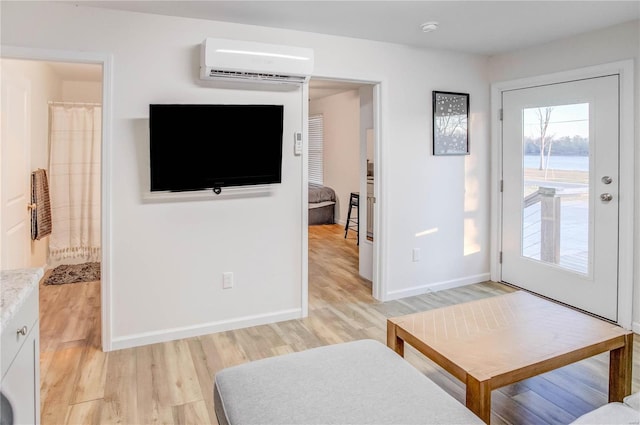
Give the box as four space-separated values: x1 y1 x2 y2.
420 21 439 33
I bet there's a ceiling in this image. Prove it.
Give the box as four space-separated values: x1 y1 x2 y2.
81 1 639 55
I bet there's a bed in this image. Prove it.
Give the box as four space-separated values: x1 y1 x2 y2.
308 183 336 225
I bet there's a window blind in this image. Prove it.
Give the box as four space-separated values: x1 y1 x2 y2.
308 115 324 185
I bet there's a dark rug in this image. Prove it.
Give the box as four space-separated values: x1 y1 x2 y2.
44 262 101 285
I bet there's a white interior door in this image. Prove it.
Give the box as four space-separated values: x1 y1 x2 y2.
1 69 31 269
501 75 619 321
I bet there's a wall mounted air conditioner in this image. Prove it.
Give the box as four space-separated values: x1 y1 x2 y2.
200 38 314 84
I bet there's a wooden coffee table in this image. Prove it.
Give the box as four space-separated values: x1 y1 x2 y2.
386 291 633 424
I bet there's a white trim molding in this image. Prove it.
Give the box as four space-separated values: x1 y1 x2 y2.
371 83 385 301
111 308 303 351
386 273 491 301
301 82 310 318
490 60 635 329
1 45 115 350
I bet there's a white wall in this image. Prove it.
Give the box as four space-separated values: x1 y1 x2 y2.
1 1 492 348
1 59 62 268
61 80 102 103
309 90 360 224
488 20 640 331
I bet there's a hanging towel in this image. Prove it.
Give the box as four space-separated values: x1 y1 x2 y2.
31 169 52 240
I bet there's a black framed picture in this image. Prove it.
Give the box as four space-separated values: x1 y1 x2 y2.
432 91 469 155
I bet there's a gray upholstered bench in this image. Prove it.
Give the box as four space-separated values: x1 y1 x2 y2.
214 339 483 425
570 392 640 424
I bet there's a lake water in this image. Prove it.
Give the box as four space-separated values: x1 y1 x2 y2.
524 155 588 171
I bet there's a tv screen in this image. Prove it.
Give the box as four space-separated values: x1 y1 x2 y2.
149 104 284 192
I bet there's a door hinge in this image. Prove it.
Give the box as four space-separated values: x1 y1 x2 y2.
499 109 503 121
500 180 503 193
499 251 503 264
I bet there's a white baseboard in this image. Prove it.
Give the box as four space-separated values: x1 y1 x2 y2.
110 308 302 351
632 321 640 334
386 273 491 301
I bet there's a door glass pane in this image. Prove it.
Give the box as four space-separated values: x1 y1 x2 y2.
521 103 589 274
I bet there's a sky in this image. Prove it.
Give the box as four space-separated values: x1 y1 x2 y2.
523 103 589 139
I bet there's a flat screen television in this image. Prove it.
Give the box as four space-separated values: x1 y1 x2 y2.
149 104 284 192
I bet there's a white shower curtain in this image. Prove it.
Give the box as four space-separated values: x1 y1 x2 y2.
48 103 101 261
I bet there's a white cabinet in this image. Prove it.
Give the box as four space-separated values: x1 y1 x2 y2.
1 288 40 425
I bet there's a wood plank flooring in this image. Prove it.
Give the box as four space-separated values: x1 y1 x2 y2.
39 224 639 424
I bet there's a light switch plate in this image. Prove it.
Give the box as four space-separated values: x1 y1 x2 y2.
294 132 302 155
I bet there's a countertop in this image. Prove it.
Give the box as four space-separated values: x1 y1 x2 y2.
0 268 43 333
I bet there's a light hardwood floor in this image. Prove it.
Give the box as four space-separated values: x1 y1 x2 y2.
40 224 639 424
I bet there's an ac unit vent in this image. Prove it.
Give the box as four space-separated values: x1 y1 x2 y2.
207 69 308 84
200 38 314 84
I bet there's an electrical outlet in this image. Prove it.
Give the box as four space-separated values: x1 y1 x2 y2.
412 248 421 262
223 272 234 289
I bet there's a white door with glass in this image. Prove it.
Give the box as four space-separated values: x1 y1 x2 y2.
501 75 619 321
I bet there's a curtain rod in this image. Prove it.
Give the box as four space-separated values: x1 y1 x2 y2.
48 101 102 106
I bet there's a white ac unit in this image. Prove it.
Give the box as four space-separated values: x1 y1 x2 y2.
200 38 314 84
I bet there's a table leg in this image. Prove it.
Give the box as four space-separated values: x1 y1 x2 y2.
386 320 404 357
609 333 633 402
466 375 491 424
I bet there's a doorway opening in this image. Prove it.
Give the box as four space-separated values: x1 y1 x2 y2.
0 58 104 354
306 78 378 307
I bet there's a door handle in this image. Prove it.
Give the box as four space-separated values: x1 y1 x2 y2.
600 193 613 202
601 176 613 185
27 203 36 211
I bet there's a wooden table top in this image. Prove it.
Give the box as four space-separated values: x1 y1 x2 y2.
388 291 631 383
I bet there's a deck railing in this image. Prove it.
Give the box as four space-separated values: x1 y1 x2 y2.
523 186 590 267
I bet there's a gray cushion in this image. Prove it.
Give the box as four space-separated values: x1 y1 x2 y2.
624 392 640 411
570 402 640 424
214 339 483 425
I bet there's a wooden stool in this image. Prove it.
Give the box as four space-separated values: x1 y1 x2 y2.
344 192 359 245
